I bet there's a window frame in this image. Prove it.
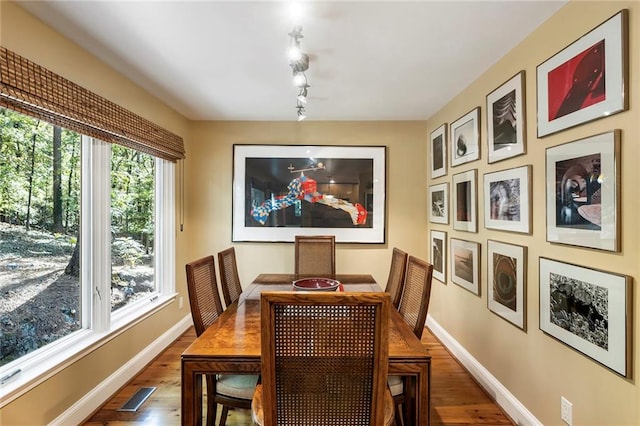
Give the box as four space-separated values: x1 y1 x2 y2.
0 135 176 407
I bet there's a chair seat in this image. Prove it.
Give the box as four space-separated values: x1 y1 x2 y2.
387 375 404 397
251 384 395 426
216 374 260 400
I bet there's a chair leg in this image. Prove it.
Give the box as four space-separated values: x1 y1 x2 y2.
219 406 230 426
206 400 217 426
395 402 404 426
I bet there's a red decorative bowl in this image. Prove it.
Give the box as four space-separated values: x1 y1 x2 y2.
292 277 340 291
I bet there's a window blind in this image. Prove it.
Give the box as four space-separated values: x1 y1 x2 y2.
0 46 185 162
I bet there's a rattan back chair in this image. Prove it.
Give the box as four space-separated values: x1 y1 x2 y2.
384 247 409 309
294 235 336 276
389 255 434 426
252 291 394 426
185 256 258 426
217 247 243 308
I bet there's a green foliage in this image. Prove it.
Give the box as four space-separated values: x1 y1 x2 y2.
0 108 155 248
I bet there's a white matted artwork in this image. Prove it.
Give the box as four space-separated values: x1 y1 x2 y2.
483 165 531 234
486 71 526 163
430 230 447 283
452 169 477 233
539 257 632 377
450 107 480 167
232 144 386 243
449 238 480 296
487 240 527 330
536 10 628 137
545 131 620 251
428 183 449 224
430 123 447 178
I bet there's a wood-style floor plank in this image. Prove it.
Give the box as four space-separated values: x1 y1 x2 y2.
83 327 514 425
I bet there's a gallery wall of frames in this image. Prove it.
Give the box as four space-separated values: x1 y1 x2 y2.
427 9 632 378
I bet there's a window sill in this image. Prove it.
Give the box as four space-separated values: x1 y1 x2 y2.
0 293 177 407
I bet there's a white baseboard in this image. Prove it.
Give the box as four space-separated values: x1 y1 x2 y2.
49 314 193 426
426 315 542 426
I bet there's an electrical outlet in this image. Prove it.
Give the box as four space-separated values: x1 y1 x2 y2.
561 396 573 426
178 296 184 309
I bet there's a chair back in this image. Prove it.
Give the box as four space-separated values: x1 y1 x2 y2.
218 247 243 307
397 256 434 339
294 235 336 276
384 247 408 309
260 291 390 425
185 255 224 336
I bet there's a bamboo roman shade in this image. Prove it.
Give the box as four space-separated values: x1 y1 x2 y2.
0 47 185 162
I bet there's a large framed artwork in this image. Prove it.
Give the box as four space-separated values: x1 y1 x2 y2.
430 123 447 178
450 238 480 296
232 145 386 243
428 183 449 225
483 165 531 234
536 10 628 137
487 240 526 330
452 169 477 233
539 257 632 377
450 107 480 167
546 131 620 251
430 230 447 283
486 71 526 163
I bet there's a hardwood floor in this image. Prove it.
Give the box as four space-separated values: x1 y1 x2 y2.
83 327 514 425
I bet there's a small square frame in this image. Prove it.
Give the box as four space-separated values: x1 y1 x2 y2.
536 10 628 137
483 165 531 234
452 169 477 233
450 107 480 167
430 123 447 178
539 257 632 377
450 238 480 295
486 71 526 163
429 183 449 224
545 130 620 251
487 240 527 330
430 230 447 283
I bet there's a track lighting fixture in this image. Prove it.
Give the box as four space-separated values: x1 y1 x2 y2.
288 16 309 120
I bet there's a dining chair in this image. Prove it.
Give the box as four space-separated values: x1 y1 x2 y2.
388 255 434 426
294 234 336 276
217 247 243 308
252 291 395 426
384 247 409 309
185 255 259 426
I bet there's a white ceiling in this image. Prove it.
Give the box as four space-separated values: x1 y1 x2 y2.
17 0 566 122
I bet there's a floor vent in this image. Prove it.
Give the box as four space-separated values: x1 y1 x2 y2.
117 386 156 412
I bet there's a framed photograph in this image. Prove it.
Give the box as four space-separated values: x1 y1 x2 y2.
450 238 480 296
452 169 477 232
232 145 386 243
450 107 480 167
430 230 447 283
428 183 449 224
546 131 620 251
536 10 628 137
487 240 527 330
486 71 526 163
539 257 632 377
430 123 447 178
483 165 531 234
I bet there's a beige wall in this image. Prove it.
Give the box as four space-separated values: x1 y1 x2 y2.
3 0 640 425
426 1 639 425
0 2 192 424
187 121 428 287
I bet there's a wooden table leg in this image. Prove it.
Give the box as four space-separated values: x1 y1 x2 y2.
181 360 203 426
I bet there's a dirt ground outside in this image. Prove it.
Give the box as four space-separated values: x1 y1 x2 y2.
0 222 153 366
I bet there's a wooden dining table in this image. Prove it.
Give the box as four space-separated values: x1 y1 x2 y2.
181 273 431 425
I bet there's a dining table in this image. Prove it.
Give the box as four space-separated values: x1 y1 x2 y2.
181 273 431 425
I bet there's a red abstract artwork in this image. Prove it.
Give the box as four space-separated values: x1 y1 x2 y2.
547 40 606 121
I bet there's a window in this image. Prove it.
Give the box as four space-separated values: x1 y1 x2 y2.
0 108 175 401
